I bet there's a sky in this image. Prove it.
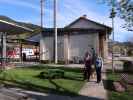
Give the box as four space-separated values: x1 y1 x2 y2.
0 0 132 42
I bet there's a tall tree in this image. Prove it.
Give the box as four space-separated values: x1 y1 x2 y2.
99 0 133 31
117 0 133 31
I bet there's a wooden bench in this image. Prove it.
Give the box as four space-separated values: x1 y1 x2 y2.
120 74 133 89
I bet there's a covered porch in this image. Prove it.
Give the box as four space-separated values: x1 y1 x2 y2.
0 19 33 69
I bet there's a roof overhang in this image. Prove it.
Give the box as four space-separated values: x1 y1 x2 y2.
41 28 112 36
0 20 33 35
7 39 39 46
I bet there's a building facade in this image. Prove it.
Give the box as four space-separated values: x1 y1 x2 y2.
38 16 112 63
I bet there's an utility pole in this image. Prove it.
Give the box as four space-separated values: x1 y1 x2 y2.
110 0 116 73
54 0 58 64
40 0 44 61
41 0 44 29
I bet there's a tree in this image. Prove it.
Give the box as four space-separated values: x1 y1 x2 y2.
117 0 133 31
99 0 133 31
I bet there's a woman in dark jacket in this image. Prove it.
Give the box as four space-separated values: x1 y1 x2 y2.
84 52 92 81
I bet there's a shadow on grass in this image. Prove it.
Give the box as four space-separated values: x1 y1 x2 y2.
25 92 104 100
63 76 83 81
31 65 84 81
36 75 83 82
21 65 82 73
102 79 115 91
0 78 79 96
0 80 104 100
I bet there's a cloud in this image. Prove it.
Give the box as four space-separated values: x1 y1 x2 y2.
55 0 111 27
0 0 40 12
0 0 51 12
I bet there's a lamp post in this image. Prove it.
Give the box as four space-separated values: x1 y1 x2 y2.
110 2 116 73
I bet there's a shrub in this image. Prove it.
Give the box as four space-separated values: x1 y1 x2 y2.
38 69 65 79
40 60 51 64
57 60 65 64
127 49 133 56
123 61 133 72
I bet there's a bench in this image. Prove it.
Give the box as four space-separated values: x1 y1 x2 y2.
120 74 133 89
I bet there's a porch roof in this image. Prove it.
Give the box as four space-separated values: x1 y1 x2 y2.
7 39 39 46
0 19 33 35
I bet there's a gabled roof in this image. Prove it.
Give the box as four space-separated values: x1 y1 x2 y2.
65 15 112 30
27 15 112 41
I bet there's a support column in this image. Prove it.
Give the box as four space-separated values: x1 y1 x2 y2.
94 33 99 55
40 38 45 61
99 34 108 60
64 34 69 64
104 34 108 59
19 41 23 62
1 32 7 68
99 34 104 58
35 45 38 62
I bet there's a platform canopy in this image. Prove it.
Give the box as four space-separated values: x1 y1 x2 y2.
0 20 33 34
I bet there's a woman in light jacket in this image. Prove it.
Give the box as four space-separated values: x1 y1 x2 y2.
95 56 103 83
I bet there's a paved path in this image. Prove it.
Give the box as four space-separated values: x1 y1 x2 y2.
79 73 107 100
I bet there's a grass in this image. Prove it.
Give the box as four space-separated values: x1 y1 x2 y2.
0 65 85 96
106 70 133 100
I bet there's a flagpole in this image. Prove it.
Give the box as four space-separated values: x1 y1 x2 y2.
54 0 58 64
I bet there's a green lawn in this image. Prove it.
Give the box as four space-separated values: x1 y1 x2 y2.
106 71 133 100
0 66 85 96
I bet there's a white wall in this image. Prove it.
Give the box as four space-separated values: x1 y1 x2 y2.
40 33 99 62
57 36 64 61
69 33 99 61
40 35 64 61
40 36 54 60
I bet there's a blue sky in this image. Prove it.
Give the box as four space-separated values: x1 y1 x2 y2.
0 0 132 42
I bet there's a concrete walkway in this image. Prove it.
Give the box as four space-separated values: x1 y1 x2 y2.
79 73 107 100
